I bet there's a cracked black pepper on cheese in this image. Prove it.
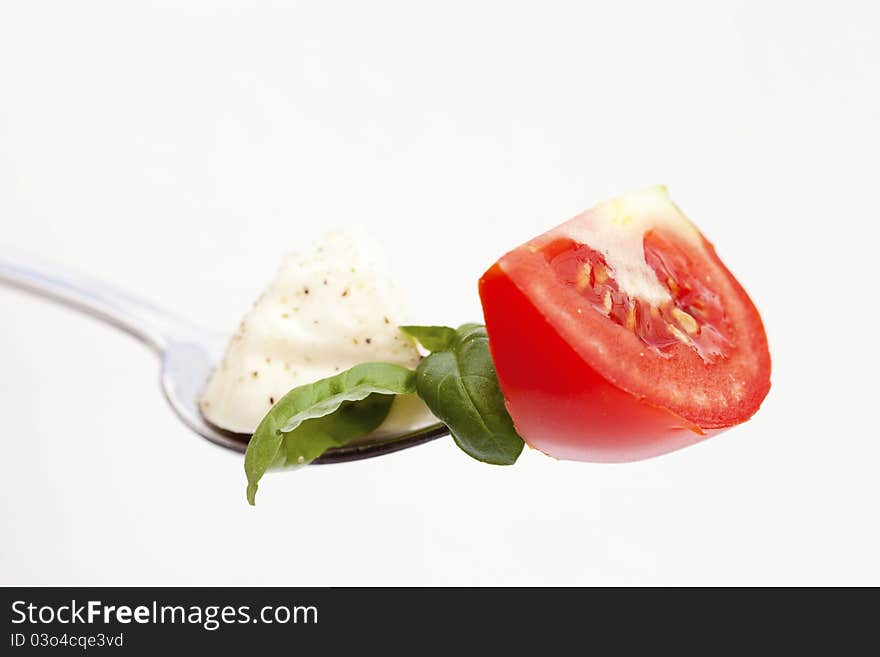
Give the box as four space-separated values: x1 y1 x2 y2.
200 228 434 435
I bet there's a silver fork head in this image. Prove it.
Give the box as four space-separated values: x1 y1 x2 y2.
160 339 251 453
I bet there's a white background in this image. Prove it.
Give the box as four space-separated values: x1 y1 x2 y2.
1 1 877 585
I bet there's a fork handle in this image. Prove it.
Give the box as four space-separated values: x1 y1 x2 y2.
0 252 182 353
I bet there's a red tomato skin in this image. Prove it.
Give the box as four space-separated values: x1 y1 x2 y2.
479 263 722 462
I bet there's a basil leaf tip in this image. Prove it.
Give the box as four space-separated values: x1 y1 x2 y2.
399 325 458 352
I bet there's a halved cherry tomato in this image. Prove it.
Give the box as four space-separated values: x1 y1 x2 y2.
479 187 771 462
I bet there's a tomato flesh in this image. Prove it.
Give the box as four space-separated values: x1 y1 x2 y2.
479 187 771 462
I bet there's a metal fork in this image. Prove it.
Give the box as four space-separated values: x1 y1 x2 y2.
0 254 448 463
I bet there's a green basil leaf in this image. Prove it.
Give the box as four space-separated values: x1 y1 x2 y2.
245 362 416 504
413 323 524 465
399 325 457 352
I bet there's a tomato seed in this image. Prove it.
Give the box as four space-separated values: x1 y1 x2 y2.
667 324 691 345
625 304 637 331
576 263 591 290
671 307 699 335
